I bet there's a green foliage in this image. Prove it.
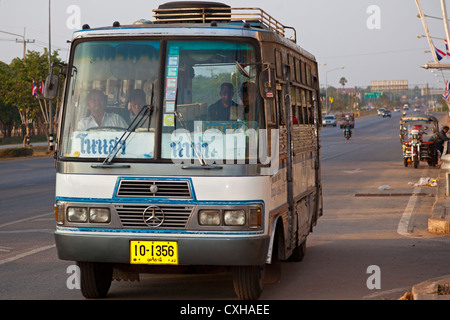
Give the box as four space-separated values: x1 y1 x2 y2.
0 49 61 140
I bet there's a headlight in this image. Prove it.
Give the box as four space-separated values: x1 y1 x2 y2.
224 210 246 226
199 209 221 226
89 208 111 223
67 207 88 222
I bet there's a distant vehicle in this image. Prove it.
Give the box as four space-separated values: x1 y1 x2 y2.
322 115 337 127
414 107 421 112
403 104 409 110
382 110 391 117
339 113 355 129
393 107 400 112
377 108 386 116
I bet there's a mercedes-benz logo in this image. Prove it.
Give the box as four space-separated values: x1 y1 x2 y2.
142 205 164 227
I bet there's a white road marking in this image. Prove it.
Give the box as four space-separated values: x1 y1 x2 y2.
0 244 56 266
0 212 55 265
397 186 421 236
0 212 52 229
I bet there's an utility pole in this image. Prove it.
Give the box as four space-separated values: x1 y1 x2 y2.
0 28 34 60
416 0 440 64
15 28 35 60
48 0 54 151
441 0 450 52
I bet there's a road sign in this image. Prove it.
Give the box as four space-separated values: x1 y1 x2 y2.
365 92 382 99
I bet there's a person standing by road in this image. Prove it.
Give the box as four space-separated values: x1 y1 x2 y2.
436 125 450 155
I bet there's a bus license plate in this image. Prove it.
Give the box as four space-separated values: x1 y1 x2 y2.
130 241 178 265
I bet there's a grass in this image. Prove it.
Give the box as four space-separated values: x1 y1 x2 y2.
0 135 52 159
0 145 52 159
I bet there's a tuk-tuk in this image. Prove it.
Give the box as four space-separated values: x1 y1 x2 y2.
339 113 355 129
399 114 439 168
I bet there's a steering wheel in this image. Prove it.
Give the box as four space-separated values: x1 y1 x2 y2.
86 126 127 131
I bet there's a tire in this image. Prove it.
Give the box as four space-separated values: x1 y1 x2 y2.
232 265 265 300
403 158 408 167
413 155 419 168
77 261 113 299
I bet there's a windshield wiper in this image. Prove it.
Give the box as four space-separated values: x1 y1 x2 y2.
174 110 222 170
92 104 155 168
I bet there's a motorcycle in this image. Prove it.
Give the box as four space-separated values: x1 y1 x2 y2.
399 114 439 168
344 126 352 140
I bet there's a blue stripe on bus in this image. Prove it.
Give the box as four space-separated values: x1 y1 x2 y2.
56 196 263 206
56 226 264 236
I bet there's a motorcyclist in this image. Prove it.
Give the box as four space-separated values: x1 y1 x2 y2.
343 116 352 139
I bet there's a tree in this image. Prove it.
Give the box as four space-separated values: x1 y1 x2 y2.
1 49 61 146
339 77 347 89
0 62 21 138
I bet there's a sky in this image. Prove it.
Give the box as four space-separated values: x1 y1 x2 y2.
0 0 448 90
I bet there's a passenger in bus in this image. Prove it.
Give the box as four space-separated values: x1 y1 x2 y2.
77 89 128 130
239 81 257 121
129 89 154 130
129 89 147 118
208 82 243 121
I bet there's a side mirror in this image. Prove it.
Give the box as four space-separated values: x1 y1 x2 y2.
235 61 250 78
43 74 60 100
259 66 275 99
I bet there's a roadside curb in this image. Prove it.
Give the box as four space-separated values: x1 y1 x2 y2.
428 116 450 235
412 275 450 300
428 165 450 234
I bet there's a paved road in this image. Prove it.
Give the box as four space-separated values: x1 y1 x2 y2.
0 112 450 302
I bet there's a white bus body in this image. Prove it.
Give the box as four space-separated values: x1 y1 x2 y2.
49 2 322 300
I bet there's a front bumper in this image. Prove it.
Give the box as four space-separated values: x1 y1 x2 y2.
54 229 269 266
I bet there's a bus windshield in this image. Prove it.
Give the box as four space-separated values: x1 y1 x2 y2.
60 39 261 164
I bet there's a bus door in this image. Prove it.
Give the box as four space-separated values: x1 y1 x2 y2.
281 64 297 254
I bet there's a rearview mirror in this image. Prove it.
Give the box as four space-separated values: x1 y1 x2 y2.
43 74 60 100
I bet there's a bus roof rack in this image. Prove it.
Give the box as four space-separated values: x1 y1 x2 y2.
152 2 297 43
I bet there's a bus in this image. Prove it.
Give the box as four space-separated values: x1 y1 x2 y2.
45 1 323 300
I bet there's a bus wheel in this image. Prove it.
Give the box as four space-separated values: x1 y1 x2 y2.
77 261 113 298
232 265 265 300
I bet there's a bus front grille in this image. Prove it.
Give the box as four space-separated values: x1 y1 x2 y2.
116 179 192 199
115 204 194 229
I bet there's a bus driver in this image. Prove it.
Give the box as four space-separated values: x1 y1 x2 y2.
77 89 128 130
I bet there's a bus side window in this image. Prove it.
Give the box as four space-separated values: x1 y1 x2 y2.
277 89 285 126
275 49 283 79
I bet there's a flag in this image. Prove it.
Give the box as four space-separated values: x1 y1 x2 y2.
31 79 38 97
446 80 450 91
434 44 446 61
443 91 449 100
39 77 44 95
